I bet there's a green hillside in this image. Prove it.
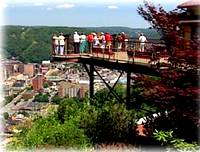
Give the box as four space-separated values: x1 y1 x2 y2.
3 25 160 63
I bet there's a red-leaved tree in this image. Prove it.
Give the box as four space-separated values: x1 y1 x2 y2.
135 1 199 142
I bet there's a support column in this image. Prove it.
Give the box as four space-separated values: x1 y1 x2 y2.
89 64 94 98
126 71 131 109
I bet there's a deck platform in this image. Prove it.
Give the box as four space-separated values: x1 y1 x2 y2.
52 51 168 76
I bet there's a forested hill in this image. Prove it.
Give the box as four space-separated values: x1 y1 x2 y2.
4 25 160 63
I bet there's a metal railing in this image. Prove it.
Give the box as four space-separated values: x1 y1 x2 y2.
52 38 169 65
52 38 167 56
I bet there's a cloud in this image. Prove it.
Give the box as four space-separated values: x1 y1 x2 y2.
107 5 118 9
34 2 44 6
56 3 75 9
46 7 53 11
2 3 8 8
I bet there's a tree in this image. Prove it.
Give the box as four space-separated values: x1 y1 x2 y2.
4 95 15 105
137 1 199 142
3 112 9 120
51 95 62 104
43 82 49 88
34 93 49 102
137 1 200 68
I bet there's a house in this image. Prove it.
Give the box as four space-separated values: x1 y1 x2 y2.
178 0 200 50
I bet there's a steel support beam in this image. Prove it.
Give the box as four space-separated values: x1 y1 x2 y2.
126 70 131 109
94 68 124 103
82 63 94 98
105 71 123 101
89 64 94 98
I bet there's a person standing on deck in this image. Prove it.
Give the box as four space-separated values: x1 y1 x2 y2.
80 33 87 53
93 33 100 46
73 31 80 53
121 32 128 52
58 32 65 55
100 32 106 49
52 34 59 55
116 33 123 51
87 33 94 54
105 32 112 52
139 33 147 52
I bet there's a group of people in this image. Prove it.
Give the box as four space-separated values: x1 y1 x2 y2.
52 33 65 55
73 31 115 53
52 31 147 55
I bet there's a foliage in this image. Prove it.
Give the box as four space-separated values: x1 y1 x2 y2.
137 1 199 142
56 97 80 123
131 76 199 142
51 95 62 104
153 130 199 151
26 85 32 90
137 1 200 68
3 112 9 120
137 1 182 55
10 115 91 149
18 111 30 117
93 101 136 143
4 94 15 105
34 93 49 102
43 82 49 88
51 86 138 144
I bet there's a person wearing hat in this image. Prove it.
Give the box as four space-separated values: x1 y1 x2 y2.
58 32 65 55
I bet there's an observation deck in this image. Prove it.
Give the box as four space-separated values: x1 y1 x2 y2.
51 38 170 105
52 39 169 76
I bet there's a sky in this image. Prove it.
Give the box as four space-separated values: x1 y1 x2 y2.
1 0 187 28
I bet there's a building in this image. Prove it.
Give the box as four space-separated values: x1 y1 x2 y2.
32 74 44 91
24 64 35 77
2 59 22 80
41 60 51 74
41 66 49 74
58 82 88 98
178 0 200 50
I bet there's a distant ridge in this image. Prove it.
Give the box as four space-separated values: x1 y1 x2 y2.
4 25 160 63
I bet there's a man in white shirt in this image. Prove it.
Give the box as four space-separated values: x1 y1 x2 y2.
139 33 147 52
52 34 59 54
58 33 65 55
73 31 80 53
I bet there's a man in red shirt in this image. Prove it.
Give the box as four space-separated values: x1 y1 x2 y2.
105 32 112 52
87 33 94 54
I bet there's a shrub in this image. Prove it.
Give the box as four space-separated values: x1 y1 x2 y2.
3 112 9 120
12 115 91 149
153 130 199 151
